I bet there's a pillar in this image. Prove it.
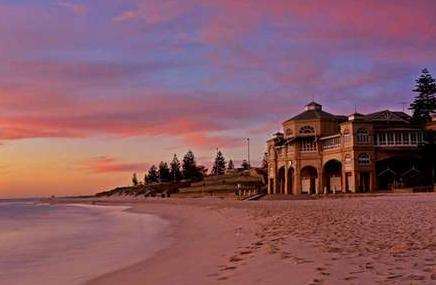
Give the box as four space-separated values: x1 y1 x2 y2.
294 162 301 195
284 163 289 195
352 170 358 193
317 168 323 195
370 167 376 192
341 170 346 193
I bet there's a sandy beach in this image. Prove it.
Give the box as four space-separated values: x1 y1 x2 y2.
53 193 435 285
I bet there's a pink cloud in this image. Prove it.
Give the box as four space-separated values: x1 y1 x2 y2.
113 0 195 24
180 132 242 149
56 1 87 16
79 156 148 173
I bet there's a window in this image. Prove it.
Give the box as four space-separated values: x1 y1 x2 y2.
299 126 315 134
411 132 417 144
356 128 369 143
395 133 402 144
358 153 370 165
402 132 409 144
418 132 423 144
379 133 386 145
387 133 394 145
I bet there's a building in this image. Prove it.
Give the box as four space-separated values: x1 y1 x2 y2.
266 102 435 195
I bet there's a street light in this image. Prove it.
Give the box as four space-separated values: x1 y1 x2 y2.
244 137 251 167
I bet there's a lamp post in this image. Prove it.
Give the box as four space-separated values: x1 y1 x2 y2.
244 137 250 168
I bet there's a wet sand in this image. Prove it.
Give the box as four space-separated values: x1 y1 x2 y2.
61 193 435 285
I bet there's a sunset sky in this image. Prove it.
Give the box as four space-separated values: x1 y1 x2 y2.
0 0 435 197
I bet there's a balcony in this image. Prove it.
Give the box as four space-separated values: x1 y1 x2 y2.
322 135 341 150
374 132 423 147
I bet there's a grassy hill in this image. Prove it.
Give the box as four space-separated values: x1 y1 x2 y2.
95 181 190 197
174 169 266 198
95 169 267 199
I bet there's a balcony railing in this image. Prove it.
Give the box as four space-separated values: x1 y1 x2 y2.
374 132 423 147
322 136 341 150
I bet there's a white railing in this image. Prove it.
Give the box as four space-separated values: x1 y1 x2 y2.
374 132 423 147
322 136 340 150
300 138 317 152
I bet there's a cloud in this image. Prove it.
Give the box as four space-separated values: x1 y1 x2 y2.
112 0 194 24
56 1 87 16
0 0 435 148
180 132 242 149
79 156 148 173
113 10 140 22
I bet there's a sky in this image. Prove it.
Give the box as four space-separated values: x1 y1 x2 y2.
0 0 435 198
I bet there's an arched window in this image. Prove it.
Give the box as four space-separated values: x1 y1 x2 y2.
356 128 369 143
299 126 315 134
357 153 370 165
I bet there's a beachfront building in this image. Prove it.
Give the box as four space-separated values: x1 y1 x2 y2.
266 102 435 195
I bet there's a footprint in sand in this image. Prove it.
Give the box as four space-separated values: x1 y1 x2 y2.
220 266 237 271
229 256 243 263
239 250 252 255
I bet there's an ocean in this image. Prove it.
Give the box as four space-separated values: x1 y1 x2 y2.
0 201 168 285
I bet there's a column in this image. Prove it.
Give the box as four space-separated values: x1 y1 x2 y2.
341 170 346 193
284 163 289 195
273 177 277 194
317 168 323 195
294 167 301 195
353 171 359 193
370 165 376 192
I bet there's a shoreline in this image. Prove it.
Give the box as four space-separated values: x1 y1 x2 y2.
48 193 436 285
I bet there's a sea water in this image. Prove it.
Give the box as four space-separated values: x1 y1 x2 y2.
0 201 168 285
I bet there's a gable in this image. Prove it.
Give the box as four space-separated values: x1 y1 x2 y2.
365 110 410 123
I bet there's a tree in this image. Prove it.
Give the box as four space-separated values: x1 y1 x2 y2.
410 68 436 124
132 173 139 186
211 150 226 175
158 161 170 182
182 150 203 181
261 153 268 170
169 154 182 182
148 165 159 183
227 159 234 170
143 173 148 185
241 159 250 170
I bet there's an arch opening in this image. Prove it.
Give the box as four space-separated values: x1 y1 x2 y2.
277 166 285 194
300 166 318 194
323 160 342 193
287 167 294 195
376 156 430 191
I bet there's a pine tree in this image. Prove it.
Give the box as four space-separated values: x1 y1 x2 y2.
410 68 436 124
158 161 170 182
261 153 268 170
148 165 159 183
132 173 139 186
182 150 202 181
227 159 234 170
241 159 250 170
143 173 148 185
169 154 182 182
211 150 226 176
